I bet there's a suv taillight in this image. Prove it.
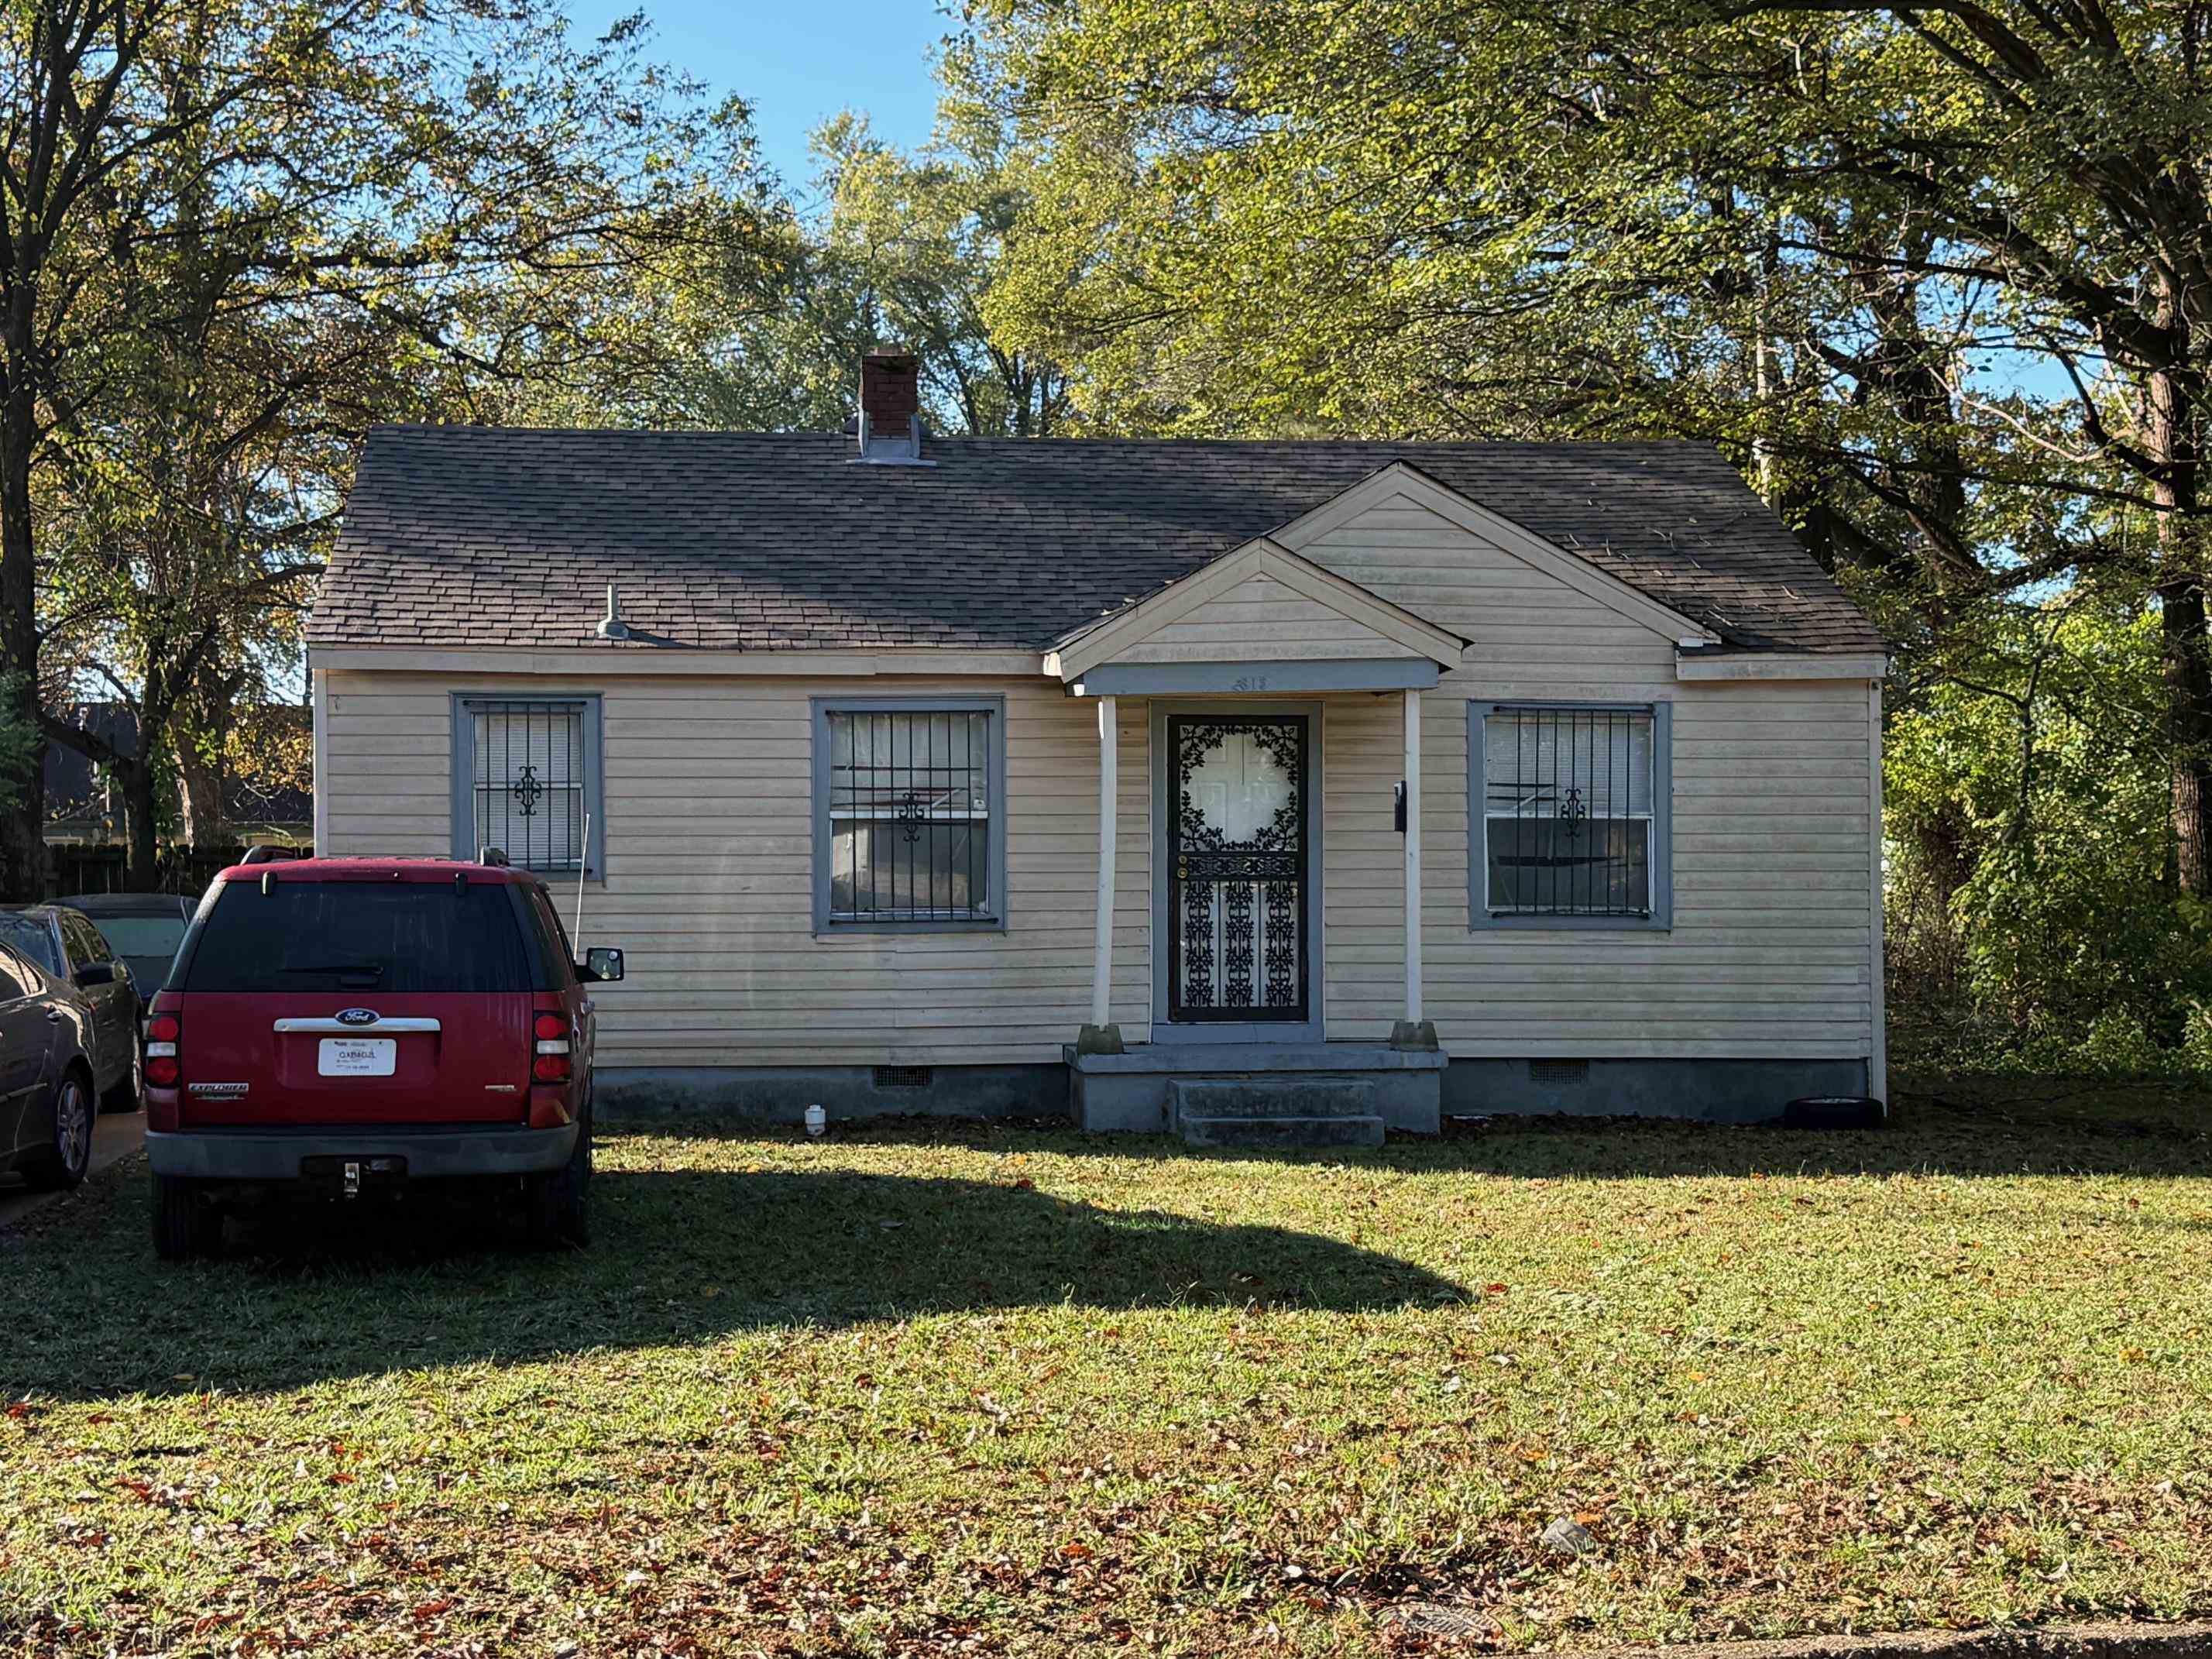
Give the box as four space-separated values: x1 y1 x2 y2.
533 1012 572 1084
145 1013 180 1087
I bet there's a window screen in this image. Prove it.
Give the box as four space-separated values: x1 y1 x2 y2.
469 700 588 872
1483 706 1655 917
825 708 994 922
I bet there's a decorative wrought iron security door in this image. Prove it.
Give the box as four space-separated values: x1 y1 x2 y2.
1168 715 1309 1022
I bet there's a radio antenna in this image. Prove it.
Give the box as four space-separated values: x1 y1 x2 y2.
574 813 592 952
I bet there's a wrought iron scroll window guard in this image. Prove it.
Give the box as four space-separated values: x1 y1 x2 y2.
1482 704 1655 919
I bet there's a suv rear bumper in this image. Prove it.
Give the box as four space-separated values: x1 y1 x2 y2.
146 1121 578 1182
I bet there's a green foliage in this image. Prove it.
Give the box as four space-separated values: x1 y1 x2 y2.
5 0 781 881
619 114 1067 437
1884 596 2212 1074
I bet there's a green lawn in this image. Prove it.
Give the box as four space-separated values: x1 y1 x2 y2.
3 1094 2210 1656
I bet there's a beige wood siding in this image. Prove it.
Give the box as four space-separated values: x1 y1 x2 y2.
1115 571 1425 664
1299 492 1874 1060
322 672 1150 1069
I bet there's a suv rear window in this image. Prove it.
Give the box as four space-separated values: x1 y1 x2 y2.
176 880 534 994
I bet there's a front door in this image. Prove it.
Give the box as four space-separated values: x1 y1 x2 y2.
1167 714 1310 1022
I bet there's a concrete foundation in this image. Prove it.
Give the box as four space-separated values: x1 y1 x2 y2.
595 1063 1067 1123
1441 1056 1874 1125
593 1053 1871 1133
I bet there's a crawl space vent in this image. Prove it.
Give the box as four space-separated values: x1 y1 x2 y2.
1528 1060 1590 1087
874 1066 933 1091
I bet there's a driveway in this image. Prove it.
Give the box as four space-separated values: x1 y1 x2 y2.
0 1109 143 1230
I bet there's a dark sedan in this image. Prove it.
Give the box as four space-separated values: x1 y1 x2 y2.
0 936 116 1190
53 891 195 1005
0 907 143 1114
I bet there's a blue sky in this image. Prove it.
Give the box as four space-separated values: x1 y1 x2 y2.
565 1 954 196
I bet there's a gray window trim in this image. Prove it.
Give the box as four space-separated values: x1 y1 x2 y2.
1467 699 1672 933
810 695 1008 936
449 692 606 878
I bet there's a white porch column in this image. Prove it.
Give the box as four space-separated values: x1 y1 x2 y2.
1868 678 1887 1107
1403 686 1423 1025
310 660 329 854
1091 695 1118 1030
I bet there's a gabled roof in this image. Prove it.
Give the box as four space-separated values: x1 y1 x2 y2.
1046 536 1470 678
310 428 1884 656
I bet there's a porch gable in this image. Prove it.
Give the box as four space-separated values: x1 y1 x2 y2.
1045 536 1466 685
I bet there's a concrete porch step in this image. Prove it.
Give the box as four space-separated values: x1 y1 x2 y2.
1168 1077 1377 1122
1180 1113 1387 1150
1065 1039 1445 1135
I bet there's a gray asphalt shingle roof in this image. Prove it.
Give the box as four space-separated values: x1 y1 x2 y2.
309 427 1883 656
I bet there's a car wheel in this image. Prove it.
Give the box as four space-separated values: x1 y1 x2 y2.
101 1042 143 1115
22 1068 94 1191
525 1111 592 1249
151 1174 221 1262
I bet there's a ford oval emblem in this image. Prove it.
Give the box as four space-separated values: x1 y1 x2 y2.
335 1008 380 1027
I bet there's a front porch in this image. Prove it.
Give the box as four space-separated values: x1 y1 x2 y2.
1051 535 1464 1139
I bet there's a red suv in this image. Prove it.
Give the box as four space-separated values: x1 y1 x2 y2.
143 856 623 1259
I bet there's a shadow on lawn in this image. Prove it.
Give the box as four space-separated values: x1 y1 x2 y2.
0 1166 1467 1400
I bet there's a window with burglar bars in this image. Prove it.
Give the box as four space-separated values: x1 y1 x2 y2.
823 706 997 925
1482 704 1657 919
469 699 589 872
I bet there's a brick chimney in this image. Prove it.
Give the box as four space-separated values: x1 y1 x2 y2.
856 349 927 464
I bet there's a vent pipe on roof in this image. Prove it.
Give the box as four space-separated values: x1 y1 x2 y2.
854 349 934 466
597 582 630 640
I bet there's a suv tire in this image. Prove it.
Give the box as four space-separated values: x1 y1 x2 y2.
152 1175 221 1261
525 1111 591 1249
22 1068 94 1191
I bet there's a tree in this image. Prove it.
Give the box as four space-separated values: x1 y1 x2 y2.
664 115 1068 437
2 0 775 891
958 0 2212 891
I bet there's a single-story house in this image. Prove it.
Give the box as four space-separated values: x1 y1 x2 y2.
306 352 1887 1135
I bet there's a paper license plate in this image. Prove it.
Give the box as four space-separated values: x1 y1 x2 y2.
318 1037 396 1077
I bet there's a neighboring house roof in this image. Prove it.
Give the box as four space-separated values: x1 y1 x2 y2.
44 702 314 826
310 426 1884 657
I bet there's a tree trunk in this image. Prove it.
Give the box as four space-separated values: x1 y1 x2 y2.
2160 574 2212 893
175 737 225 847
117 758 160 891
2144 283 2211 895
0 380 44 904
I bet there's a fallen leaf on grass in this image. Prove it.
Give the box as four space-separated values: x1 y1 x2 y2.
409 1599 452 1620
